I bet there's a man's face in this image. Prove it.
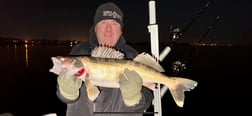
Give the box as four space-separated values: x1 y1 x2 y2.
95 19 122 47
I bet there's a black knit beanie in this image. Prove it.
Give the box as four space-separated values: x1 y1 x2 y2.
94 2 124 28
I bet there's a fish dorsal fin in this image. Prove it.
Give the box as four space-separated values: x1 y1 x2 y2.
133 52 165 72
91 45 125 59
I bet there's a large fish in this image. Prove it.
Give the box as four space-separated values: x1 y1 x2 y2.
49 46 198 107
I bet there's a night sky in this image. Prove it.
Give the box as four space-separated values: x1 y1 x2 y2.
0 0 251 45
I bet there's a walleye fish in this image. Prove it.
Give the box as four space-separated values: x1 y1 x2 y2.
49 46 197 107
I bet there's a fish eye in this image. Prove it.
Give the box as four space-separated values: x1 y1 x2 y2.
74 59 83 68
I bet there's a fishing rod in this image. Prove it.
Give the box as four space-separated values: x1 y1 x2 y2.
172 16 220 74
168 0 214 74
186 16 220 62
198 16 220 43
169 0 213 41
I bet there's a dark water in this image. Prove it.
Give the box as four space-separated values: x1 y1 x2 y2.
0 44 251 115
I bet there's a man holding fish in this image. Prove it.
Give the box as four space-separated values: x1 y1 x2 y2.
55 2 154 116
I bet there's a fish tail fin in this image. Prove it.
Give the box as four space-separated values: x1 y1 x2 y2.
168 77 198 107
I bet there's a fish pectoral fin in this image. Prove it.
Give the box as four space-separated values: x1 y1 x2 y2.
86 85 100 101
85 76 100 101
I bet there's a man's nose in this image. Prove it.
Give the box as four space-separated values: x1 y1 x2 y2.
105 23 112 31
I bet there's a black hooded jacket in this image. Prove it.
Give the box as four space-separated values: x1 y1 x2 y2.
56 27 154 116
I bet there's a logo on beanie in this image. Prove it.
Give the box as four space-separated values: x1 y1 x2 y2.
103 10 122 21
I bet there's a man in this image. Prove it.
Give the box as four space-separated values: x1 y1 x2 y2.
56 2 153 116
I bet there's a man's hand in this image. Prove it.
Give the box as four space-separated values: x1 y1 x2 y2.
57 68 82 100
119 68 143 106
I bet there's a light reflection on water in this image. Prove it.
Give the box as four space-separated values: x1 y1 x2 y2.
1 45 72 69
25 44 29 67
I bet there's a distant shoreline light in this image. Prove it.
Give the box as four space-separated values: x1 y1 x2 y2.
192 42 232 47
0 39 81 46
0 39 241 47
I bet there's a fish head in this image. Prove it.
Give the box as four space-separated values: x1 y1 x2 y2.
49 56 86 77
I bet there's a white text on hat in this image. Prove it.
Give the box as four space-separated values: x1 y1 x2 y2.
103 11 122 21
